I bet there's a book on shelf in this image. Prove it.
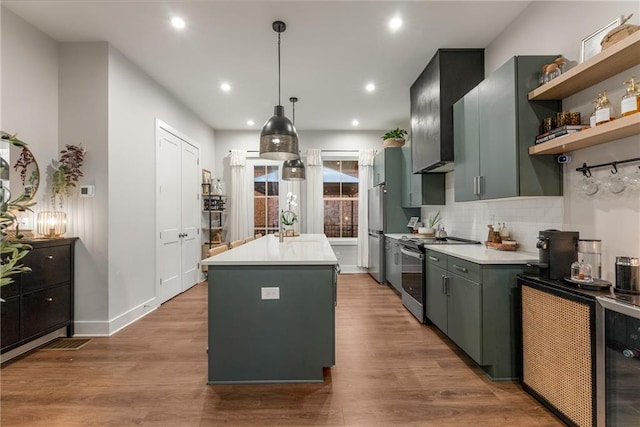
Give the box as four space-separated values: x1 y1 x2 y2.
535 125 588 144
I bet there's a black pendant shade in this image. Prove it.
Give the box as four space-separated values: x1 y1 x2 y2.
282 157 305 180
282 96 305 180
260 106 299 161
260 21 299 160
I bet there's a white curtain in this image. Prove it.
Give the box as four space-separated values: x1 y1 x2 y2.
228 150 252 242
305 148 324 233
357 149 376 268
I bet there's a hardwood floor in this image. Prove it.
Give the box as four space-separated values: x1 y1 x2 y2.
1 274 562 426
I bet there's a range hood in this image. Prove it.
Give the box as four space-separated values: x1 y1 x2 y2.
410 49 484 173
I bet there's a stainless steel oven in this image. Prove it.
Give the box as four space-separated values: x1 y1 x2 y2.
398 237 481 324
399 242 424 323
596 294 640 426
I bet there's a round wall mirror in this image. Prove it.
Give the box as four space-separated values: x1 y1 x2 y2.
0 138 40 201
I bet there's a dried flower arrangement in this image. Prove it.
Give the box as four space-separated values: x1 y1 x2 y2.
51 144 86 208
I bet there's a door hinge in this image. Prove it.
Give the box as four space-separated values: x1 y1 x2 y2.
159 278 162 285
197 229 200 235
159 231 162 240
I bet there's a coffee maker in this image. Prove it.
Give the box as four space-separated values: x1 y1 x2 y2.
536 230 579 280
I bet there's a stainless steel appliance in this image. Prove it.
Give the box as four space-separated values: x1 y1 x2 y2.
399 236 480 323
597 294 640 426
367 185 384 283
615 257 639 294
535 230 579 280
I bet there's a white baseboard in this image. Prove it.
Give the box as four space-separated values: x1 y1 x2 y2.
74 297 158 336
338 265 368 274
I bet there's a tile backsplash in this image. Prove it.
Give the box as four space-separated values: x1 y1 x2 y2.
421 172 563 253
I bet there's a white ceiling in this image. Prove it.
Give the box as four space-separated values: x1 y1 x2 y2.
4 1 531 131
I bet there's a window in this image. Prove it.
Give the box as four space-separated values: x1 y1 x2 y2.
323 160 358 238
254 165 279 236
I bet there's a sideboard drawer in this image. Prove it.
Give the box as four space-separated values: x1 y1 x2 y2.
22 284 71 340
21 244 71 292
1 297 21 349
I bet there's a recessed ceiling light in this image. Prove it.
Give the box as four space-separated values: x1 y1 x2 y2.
220 82 231 92
247 120 255 126
389 16 402 32
352 119 359 126
365 83 376 92
170 16 186 30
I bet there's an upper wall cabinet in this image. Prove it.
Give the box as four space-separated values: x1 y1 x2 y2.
410 49 485 173
401 144 445 207
528 32 640 155
454 56 562 202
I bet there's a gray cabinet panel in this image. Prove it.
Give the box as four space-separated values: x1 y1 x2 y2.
401 145 423 207
378 147 421 233
208 265 335 383
447 274 482 364
453 87 480 202
478 58 518 200
453 56 562 201
373 149 385 186
424 250 525 380
425 262 447 332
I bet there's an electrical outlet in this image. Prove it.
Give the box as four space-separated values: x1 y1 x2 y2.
261 287 280 300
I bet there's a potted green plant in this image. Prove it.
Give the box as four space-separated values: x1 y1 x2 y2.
1 131 35 292
382 128 408 147
425 210 441 234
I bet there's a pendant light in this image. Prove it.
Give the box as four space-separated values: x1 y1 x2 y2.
259 21 299 161
282 97 306 181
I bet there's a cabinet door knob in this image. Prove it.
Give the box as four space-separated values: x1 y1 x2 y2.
45 297 53 302
45 255 54 260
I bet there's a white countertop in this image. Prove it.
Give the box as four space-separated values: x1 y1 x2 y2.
425 244 538 265
202 234 339 266
385 233 537 264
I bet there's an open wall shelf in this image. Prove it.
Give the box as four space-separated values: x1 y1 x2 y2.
529 113 640 155
528 31 640 101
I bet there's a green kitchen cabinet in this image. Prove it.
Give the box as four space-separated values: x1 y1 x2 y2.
373 148 386 186
375 147 421 232
447 262 482 364
384 237 402 293
454 56 562 202
424 248 526 380
401 144 445 207
425 251 447 332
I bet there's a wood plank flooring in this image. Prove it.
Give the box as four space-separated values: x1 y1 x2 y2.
1 274 562 426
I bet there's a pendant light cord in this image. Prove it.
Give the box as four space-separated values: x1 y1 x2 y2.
278 32 281 106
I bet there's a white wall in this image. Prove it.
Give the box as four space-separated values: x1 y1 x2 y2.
430 1 640 282
107 46 216 329
58 42 110 329
2 7 218 335
1 7 59 223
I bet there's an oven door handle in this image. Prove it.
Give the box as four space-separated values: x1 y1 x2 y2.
400 248 424 260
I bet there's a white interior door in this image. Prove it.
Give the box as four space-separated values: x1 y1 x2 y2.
156 125 200 304
180 142 199 291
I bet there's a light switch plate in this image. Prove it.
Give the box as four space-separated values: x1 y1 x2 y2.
261 287 280 300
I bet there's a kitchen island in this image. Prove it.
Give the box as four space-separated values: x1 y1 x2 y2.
202 234 339 384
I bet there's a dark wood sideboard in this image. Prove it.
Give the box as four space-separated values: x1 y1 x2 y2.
1 237 78 354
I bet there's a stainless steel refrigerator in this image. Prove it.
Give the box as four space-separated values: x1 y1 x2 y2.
368 185 385 283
